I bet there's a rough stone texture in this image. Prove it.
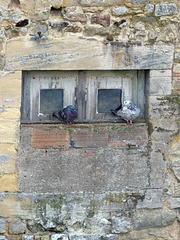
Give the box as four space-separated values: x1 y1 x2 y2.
51 0 63 9
155 4 178 17
172 167 180 181
63 14 87 23
22 235 34 240
31 129 70 149
79 0 124 7
137 189 163 209
149 70 172 95
170 198 180 209
91 14 110 27
0 55 5 70
0 155 10 164
18 124 149 193
144 4 154 15
112 7 128 16
0 219 6 234
5 39 174 70
134 211 176 230
101 235 118 240
9 218 26 235
127 0 149 5
51 234 69 240
0 236 7 240
0 192 143 237
0 0 180 239
111 217 131 233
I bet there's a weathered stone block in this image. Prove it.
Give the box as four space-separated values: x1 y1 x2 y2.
34 234 49 240
30 24 48 39
172 74 180 95
0 173 17 192
20 0 35 12
170 198 180 209
127 0 149 5
70 129 108 148
149 151 166 188
70 236 100 240
0 219 6 234
134 211 176 230
112 7 128 16
108 124 148 147
79 0 124 7
31 128 70 149
149 76 172 95
18 125 149 193
155 4 178 17
63 14 87 23
173 63 180 73
150 69 171 77
172 167 180 181
84 25 120 37
91 14 110 27
66 25 82 33
82 7 104 13
0 55 5 70
28 9 50 21
111 217 131 233
137 189 163 209
63 6 79 14
144 4 154 15
0 236 7 240
35 0 51 9
0 0 11 8
148 96 178 119
51 234 69 240
22 235 34 240
101 235 118 240
9 218 26 235
0 71 21 108
0 155 10 164
6 38 174 71
0 123 19 143
51 0 63 9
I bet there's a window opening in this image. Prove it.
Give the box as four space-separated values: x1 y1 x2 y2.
97 89 122 113
40 89 63 114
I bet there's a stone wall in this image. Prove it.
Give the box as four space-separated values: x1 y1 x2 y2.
0 0 180 239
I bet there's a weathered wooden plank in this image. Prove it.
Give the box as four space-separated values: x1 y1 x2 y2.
6 38 174 71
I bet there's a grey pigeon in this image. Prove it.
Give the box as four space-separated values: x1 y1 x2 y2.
111 100 140 125
53 105 78 125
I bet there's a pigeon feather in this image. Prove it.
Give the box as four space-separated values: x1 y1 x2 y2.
53 105 78 125
111 101 140 125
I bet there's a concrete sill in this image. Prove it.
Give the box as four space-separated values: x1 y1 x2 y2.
21 119 146 125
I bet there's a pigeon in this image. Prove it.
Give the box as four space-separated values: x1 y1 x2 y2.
111 100 140 125
53 105 78 125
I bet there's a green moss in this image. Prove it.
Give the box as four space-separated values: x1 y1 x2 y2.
35 195 64 216
164 96 180 107
86 200 96 218
146 120 153 136
157 95 180 113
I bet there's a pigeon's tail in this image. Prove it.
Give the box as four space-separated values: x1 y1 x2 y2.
110 109 118 115
52 111 59 118
114 104 122 111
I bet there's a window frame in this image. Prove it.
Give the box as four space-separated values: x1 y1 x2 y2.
21 70 146 123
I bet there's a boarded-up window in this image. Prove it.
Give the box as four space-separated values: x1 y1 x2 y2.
21 70 145 122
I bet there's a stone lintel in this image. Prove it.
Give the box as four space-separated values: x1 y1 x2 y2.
6 38 174 71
